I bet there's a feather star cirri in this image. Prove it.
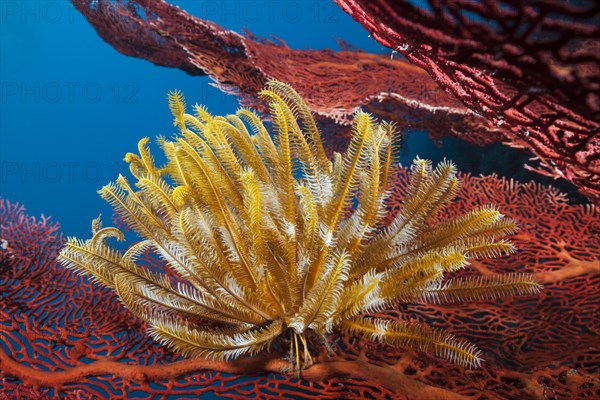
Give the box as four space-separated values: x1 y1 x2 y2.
59 81 541 372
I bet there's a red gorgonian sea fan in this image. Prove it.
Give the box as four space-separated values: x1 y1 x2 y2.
69 0 506 150
336 0 600 203
1 167 598 398
69 0 600 204
0 199 61 277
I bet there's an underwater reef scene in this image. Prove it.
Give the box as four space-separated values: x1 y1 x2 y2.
69 0 600 204
60 81 541 370
1 0 599 399
1 82 599 399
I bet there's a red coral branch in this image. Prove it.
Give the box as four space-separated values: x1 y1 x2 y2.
336 0 600 203
69 0 600 202
0 347 468 400
69 0 504 151
67 0 599 201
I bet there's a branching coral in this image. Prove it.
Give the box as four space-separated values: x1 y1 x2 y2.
0 199 61 278
70 0 599 203
336 0 600 203
58 82 540 372
69 0 503 150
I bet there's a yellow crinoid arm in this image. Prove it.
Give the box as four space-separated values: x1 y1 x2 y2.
342 317 484 368
415 273 543 304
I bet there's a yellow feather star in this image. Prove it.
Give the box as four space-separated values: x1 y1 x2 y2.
59 81 542 372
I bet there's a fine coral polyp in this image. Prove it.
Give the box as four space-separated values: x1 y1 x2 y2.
59 81 541 371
